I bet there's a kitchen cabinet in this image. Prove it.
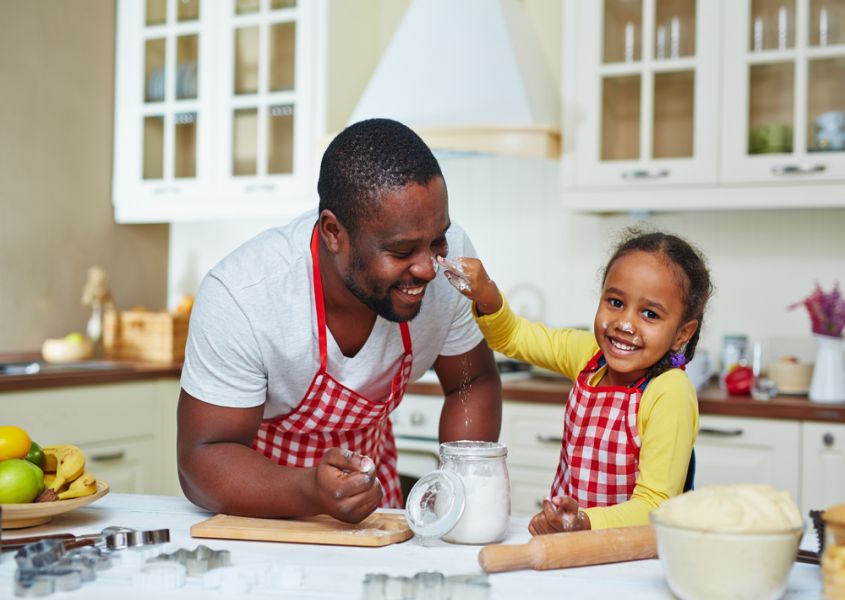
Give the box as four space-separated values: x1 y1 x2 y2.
801 421 845 517
695 414 801 504
565 0 719 189
561 0 845 212
500 400 565 517
112 0 319 223
722 0 845 184
1 378 182 496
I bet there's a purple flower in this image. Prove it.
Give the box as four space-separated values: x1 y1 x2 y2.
788 283 845 338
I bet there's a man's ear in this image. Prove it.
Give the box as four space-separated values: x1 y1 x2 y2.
673 319 699 351
318 209 346 254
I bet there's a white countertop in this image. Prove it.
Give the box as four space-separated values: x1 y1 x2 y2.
1 493 824 599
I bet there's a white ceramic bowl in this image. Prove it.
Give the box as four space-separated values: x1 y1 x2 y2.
651 512 803 600
41 338 93 363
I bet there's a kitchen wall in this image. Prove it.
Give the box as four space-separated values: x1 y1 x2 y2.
163 1 845 367
0 2 169 352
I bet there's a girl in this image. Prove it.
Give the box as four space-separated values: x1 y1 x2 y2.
438 229 713 534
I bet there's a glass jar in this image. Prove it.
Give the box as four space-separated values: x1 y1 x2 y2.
405 441 510 545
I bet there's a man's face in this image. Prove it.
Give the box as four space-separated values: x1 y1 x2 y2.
341 177 450 323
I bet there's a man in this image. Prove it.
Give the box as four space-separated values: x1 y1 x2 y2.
178 118 502 523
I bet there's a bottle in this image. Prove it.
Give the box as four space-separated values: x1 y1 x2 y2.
720 335 749 389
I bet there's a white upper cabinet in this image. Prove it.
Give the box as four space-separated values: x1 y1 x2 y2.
562 0 845 212
113 0 319 223
722 0 845 184
568 0 719 189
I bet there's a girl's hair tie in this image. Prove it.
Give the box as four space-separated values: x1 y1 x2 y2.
670 351 686 368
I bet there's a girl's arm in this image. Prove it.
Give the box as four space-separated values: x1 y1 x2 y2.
438 256 592 379
583 371 699 529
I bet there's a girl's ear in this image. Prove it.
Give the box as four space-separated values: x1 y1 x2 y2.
673 319 699 351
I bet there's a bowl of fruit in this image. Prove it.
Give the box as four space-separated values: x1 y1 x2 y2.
0 426 108 529
41 332 93 364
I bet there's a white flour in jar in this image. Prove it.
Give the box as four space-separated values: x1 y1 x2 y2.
442 471 510 545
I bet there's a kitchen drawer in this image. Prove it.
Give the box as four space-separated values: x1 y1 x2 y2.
79 437 159 495
511 478 550 518
4 382 159 445
501 401 564 469
694 415 800 505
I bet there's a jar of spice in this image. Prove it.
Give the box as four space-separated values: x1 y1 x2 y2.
405 441 511 545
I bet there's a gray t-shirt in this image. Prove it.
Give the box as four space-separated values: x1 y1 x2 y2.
181 210 483 418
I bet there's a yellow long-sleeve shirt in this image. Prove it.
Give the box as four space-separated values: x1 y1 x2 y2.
475 296 698 530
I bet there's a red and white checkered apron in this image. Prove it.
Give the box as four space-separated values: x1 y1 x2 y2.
550 351 643 507
251 227 413 508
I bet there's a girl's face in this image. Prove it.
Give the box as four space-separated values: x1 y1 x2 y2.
593 250 698 387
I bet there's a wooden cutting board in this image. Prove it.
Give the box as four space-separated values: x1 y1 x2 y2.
190 511 413 547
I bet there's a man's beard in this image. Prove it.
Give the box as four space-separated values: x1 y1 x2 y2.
343 255 422 323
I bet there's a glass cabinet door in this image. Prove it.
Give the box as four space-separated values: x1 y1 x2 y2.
218 0 310 207
113 0 211 221
574 0 718 188
722 0 845 182
140 0 204 189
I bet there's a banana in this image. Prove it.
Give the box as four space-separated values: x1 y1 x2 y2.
46 445 86 491
57 479 97 500
43 472 57 488
56 470 96 500
42 444 79 473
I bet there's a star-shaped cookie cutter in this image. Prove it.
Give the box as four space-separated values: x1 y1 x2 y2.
151 544 231 576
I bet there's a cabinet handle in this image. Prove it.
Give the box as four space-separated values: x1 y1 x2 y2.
536 434 564 444
771 163 826 176
89 451 126 462
698 427 743 437
152 186 181 195
621 169 670 180
823 432 835 447
244 183 277 192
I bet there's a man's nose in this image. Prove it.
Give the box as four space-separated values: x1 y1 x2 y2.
410 252 439 281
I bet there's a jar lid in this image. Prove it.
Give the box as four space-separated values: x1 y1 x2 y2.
404 469 465 539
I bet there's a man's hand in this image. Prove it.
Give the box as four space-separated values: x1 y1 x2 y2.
528 496 591 535
437 256 502 316
311 448 383 523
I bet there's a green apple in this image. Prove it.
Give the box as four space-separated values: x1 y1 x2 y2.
64 332 85 344
0 458 45 503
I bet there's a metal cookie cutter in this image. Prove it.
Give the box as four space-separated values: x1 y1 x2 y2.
103 527 170 551
11 527 170 597
152 544 231 576
13 539 110 598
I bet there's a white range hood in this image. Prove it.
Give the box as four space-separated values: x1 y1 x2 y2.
349 0 561 159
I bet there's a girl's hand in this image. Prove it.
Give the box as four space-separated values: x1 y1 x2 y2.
437 256 502 316
528 496 591 536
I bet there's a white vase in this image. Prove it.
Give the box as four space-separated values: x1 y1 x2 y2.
808 334 845 404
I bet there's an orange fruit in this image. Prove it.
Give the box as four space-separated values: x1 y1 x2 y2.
0 426 32 461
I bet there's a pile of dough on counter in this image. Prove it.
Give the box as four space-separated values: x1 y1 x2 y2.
653 484 803 532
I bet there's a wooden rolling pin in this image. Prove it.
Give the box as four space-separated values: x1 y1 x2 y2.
478 525 656 573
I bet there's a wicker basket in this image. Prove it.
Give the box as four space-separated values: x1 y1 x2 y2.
103 308 189 362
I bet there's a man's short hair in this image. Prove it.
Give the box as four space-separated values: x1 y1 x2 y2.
317 119 443 234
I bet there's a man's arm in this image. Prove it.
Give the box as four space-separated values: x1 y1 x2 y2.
177 389 382 522
433 340 502 442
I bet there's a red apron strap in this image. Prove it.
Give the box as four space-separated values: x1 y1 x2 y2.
310 226 328 370
399 322 412 355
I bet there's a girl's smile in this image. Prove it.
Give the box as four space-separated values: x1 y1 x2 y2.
594 251 698 387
